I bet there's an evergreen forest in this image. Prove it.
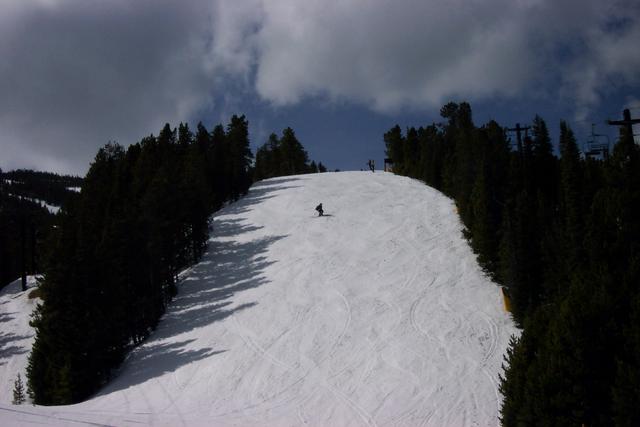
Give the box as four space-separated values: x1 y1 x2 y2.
384 102 640 425
3 169 83 207
25 116 323 404
253 127 327 180
0 170 82 290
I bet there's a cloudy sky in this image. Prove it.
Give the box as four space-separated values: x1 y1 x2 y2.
1 0 639 175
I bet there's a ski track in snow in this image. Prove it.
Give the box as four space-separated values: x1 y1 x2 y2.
0 171 518 426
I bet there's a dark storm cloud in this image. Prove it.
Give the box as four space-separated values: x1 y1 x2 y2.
2 0 639 174
0 0 215 174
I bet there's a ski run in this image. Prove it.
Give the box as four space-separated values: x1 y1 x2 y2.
1 171 518 426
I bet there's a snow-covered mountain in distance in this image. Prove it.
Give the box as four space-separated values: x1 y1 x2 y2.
0 171 518 426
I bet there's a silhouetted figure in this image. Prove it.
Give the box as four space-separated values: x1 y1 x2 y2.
315 203 324 216
367 160 375 172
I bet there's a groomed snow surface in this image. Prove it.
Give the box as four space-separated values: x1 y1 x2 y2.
0 171 517 426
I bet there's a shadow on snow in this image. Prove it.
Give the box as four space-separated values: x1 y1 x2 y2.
0 330 31 366
96 180 291 395
221 177 302 216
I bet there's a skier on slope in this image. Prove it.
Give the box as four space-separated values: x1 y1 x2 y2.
315 203 324 216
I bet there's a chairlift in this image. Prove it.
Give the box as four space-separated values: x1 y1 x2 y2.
583 124 610 160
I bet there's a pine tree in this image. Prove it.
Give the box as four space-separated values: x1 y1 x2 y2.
440 102 475 202
254 145 270 181
266 133 281 176
404 127 419 177
209 123 228 206
499 331 537 426
470 158 495 271
226 115 253 201
279 127 309 175
182 140 210 262
254 130 320 179
417 124 444 189
384 125 404 174
12 374 26 405
612 294 640 425
254 133 280 180
558 121 584 273
309 160 318 173
496 190 539 325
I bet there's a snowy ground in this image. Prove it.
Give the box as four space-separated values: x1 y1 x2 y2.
0 277 39 404
5 194 60 214
0 171 517 426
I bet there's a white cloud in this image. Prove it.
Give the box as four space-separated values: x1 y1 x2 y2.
210 0 640 113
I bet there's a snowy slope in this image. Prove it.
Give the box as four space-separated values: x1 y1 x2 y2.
0 171 518 426
5 195 60 214
0 277 40 404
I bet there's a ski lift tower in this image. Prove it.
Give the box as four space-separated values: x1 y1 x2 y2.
507 123 530 154
608 109 640 139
